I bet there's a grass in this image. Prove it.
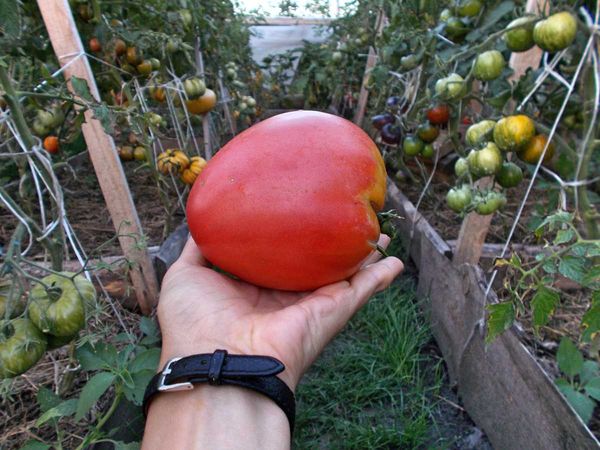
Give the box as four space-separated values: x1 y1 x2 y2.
293 277 446 449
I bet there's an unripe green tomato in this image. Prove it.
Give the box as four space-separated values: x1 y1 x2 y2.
475 191 506 215
504 16 536 52
454 157 469 177
468 142 503 177
439 8 452 23
399 54 419 72
472 50 505 81
179 9 193 29
149 58 161 70
496 161 523 188
457 0 483 17
226 67 237 79
533 12 577 52
445 17 470 41
403 135 424 156
32 119 50 137
446 185 472 213
332 51 343 63
421 143 435 159
0 319 47 378
435 73 467 100
37 110 55 127
166 39 179 53
465 120 496 147
245 97 257 107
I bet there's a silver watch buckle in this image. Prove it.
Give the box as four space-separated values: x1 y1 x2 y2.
158 357 194 392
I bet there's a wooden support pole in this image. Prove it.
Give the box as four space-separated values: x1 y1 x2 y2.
37 0 159 314
353 10 386 126
453 0 549 266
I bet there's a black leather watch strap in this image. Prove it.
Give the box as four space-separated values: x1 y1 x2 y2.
143 350 295 432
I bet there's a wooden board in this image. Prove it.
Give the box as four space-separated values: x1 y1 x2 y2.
37 0 159 314
385 180 599 449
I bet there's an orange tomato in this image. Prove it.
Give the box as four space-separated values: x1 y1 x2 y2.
43 136 59 154
517 134 555 165
186 111 386 291
185 89 217 115
89 37 102 53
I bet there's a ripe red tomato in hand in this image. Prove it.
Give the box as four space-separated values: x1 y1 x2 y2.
186 111 387 291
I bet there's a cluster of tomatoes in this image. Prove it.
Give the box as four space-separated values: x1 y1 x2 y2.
0 273 95 378
156 149 207 186
371 97 449 160
31 104 65 155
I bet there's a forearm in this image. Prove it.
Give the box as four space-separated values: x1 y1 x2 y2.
142 383 290 450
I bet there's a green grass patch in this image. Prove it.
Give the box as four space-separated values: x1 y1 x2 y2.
293 278 444 449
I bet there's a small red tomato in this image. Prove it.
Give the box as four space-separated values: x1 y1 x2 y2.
43 136 59 154
426 104 450 125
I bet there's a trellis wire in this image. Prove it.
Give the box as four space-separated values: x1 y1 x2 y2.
484 9 598 297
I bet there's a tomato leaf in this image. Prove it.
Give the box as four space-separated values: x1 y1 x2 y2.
554 228 575 245
76 342 118 371
113 442 141 450
35 399 78 427
123 369 155 406
36 386 61 413
75 371 116 421
582 266 600 289
581 361 600 385
0 0 20 37
71 76 94 102
19 441 51 450
555 382 595 424
584 377 600 401
557 337 584 379
531 286 559 331
140 316 159 338
129 347 160 374
582 295 600 342
91 103 114 135
485 301 515 343
479 1 515 31
558 255 587 284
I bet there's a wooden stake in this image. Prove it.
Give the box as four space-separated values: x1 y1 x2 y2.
353 10 386 126
453 0 549 266
37 0 159 314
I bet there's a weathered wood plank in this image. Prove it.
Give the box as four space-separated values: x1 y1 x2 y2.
385 181 599 449
37 0 159 314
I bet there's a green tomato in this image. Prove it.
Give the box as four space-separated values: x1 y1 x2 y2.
465 119 496 147
496 162 523 188
0 281 26 319
504 16 536 52
32 119 49 137
399 54 420 72
445 17 470 41
179 9 193 29
446 185 472 213
28 273 95 337
472 50 505 81
435 73 467 100
403 135 425 156
533 12 577 53
468 142 503 177
454 157 469 177
457 0 483 17
331 51 343 63
416 122 440 143
37 110 55 128
475 191 507 215
184 78 207 99
149 58 161 70
166 39 179 54
46 332 78 350
421 143 435 159
0 319 47 378
439 8 452 23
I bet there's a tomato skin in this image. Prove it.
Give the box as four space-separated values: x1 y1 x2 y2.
445 17 470 41
467 142 502 177
186 111 386 291
43 136 59 154
457 0 483 17
435 73 467 100
28 273 95 337
186 89 217 115
416 123 440 143
446 185 472 213
380 123 402 145
493 115 536 152
403 135 424 156
89 37 102 53
421 143 435 159
371 113 395 130
0 319 47 378
0 281 25 319
465 120 496 147
180 156 207 185
133 146 147 161
427 104 450 125
119 146 134 161
496 161 523 188
454 157 469 177
517 134 555 165
472 50 505 81
504 16 536 52
475 191 506 215
533 12 577 52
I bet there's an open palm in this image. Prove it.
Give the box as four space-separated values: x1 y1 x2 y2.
156 236 403 389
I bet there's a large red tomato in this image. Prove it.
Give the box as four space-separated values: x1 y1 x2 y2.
186 111 386 291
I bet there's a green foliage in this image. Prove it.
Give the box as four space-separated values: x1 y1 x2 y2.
555 337 600 424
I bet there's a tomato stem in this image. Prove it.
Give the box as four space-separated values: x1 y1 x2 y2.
375 244 389 258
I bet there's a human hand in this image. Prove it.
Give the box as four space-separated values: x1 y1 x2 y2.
156 234 404 390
